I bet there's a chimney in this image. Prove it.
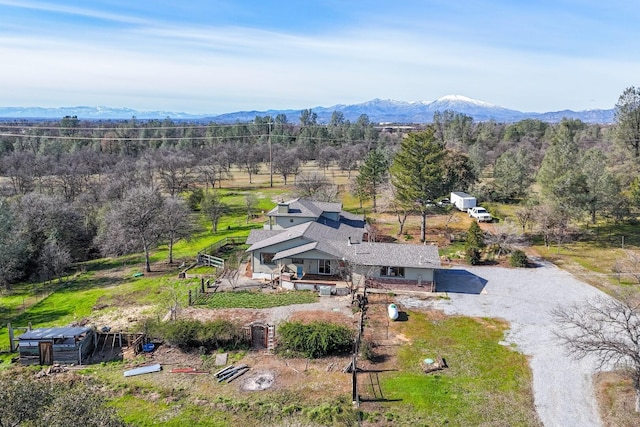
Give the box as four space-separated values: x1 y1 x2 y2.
277 202 289 214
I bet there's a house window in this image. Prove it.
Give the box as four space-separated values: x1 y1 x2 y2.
260 253 275 264
380 266 405 278
318 259 331 275
291 258 304 265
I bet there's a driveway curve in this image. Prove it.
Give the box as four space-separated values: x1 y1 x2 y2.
397 263 609 427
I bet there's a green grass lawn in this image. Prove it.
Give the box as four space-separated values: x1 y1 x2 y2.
201 290 318 309
375 312 539 426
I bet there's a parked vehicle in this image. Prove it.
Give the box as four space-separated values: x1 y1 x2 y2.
437 198 450 207
468 206 492 222
450 192 476 211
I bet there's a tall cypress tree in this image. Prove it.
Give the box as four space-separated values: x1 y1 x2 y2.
390 128 445 242
355 149 388 212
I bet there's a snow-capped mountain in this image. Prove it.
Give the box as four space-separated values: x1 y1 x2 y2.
207 95 614 124
0 106 200 120
0 96 615 124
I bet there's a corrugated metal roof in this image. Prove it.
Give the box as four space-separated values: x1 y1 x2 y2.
18 327 92 340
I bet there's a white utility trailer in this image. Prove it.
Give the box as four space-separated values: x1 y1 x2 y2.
450 192 476 211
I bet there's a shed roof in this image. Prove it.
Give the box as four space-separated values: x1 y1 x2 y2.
18 327 92 340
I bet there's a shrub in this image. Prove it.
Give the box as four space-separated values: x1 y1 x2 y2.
359 339 376 362
145 318 247 351
510 249 528 267
277 321 353 358
164 319 201 349
465 221 485 249
465 247 481 265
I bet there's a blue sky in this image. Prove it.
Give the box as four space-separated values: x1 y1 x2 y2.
1 0 639 114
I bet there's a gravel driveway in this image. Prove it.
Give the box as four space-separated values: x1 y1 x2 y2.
397 262 609 427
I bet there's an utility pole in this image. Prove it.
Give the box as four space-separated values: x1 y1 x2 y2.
268 119 273 188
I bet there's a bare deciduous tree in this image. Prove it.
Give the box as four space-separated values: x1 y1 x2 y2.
273 146 301 185
198 148 231 190
534 204 571 250
161 196 193 264
294 172 338 202
38 237 71 283
98 186 165 272
244 193 258 224
379 183 410 236
514 206 535 233
485 222 523 257
152 149 195 196
201 191 227 233
612 250 640 284
552 294 640 412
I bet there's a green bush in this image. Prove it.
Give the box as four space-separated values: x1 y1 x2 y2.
465 247 481 265
465 221 485 249
277 321 353 358
359 339 376 362
145 318 247 351
510 250 528 267
187 188 204 210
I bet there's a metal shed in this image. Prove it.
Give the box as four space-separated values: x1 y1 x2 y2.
18 327 95 366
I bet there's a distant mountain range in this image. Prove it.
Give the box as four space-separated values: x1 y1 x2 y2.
0 95 616 124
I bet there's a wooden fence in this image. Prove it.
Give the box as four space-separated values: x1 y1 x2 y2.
195 236 247 270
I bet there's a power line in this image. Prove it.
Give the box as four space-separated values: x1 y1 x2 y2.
0 132 383 145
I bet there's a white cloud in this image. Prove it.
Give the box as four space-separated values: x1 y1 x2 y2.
0 1 637 113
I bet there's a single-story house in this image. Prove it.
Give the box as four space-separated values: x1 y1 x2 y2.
246 198 440 291
18 327 96 365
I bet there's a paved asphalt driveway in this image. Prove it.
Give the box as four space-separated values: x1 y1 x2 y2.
397 262 610 427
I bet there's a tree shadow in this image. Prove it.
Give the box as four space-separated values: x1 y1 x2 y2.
9 307 73 327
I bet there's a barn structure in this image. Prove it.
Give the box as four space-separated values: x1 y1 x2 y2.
18 327 95 366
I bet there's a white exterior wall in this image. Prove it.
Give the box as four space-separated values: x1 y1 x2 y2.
402 267 434 282
354 265 434 282
279 249 336 275
274 216 316 229
250 237 308 275
251 244 337 277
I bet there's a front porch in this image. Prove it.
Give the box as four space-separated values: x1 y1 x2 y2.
279 272 351 295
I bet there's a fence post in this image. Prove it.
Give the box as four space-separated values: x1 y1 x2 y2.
201 278 205 293
8 323 14 352
188 290 192 306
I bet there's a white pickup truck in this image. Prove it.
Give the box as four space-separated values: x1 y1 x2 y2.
468 206 492 222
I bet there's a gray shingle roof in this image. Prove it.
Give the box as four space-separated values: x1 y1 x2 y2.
246 222 313 252
245 229 282 245
346 242 441 268
273 242 319 260
248 198 440 270
267 198 343 218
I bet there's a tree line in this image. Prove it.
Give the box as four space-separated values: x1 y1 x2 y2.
2 86 640 287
